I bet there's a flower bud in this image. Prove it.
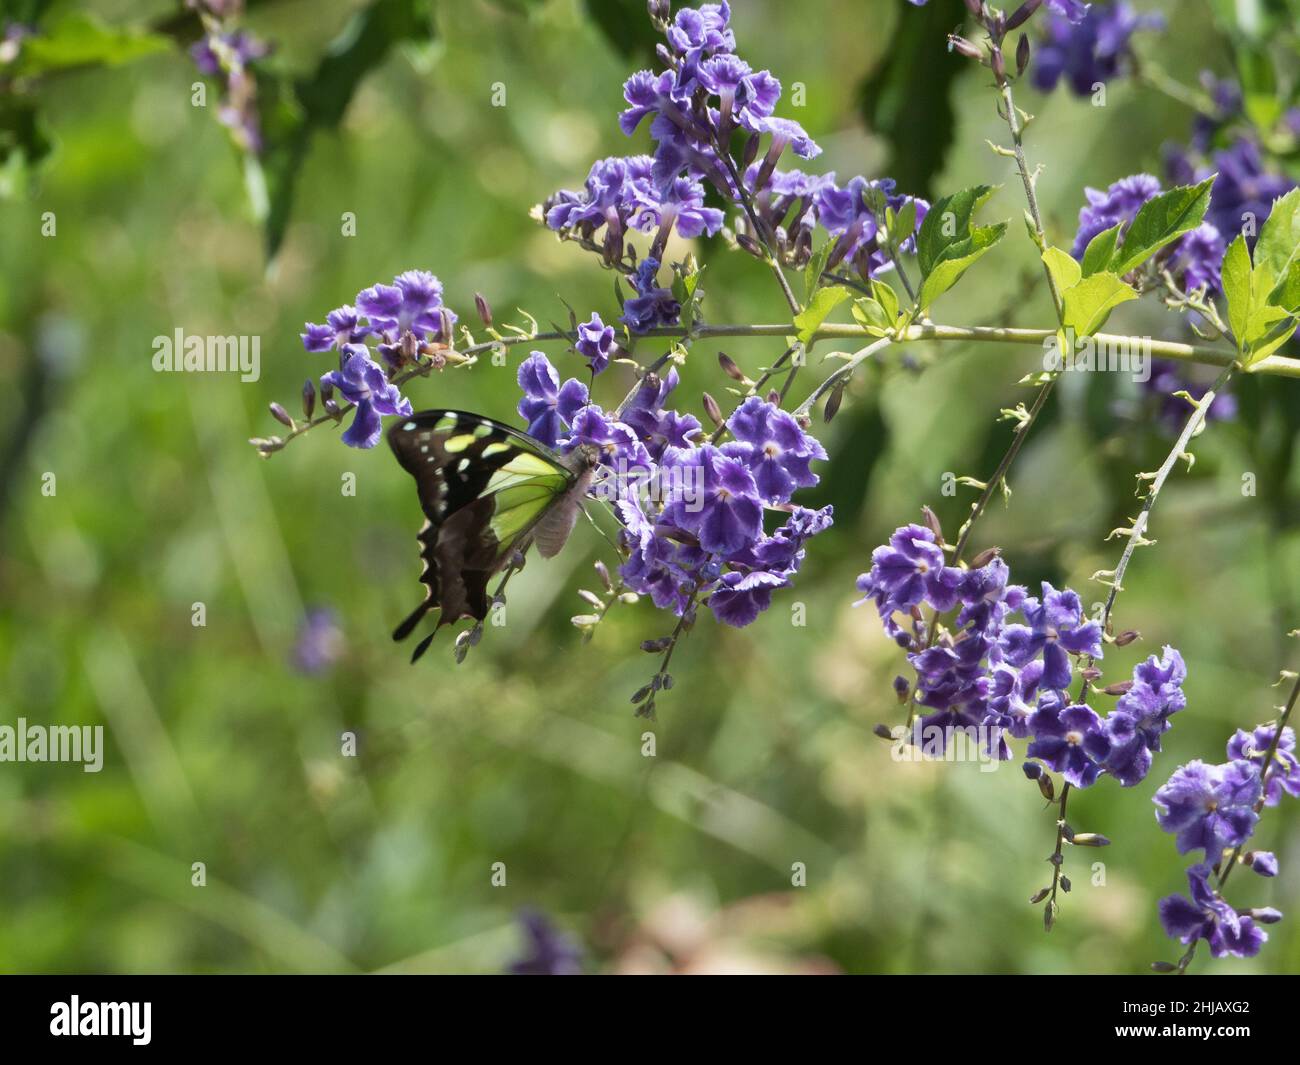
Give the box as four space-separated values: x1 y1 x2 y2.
893 675 909 702
1060 876 1071 893
1070 833 1111 847
735 233 766 259
824 380 845 423
990 46 1006 86
968 546 1002 568
1115 629 1140 646
742 131 761 169
702 391 724 427
1037 774 1054 802
1100 680 1134 696
438 308 454 342
1150 961 1178 973
1249 907 1283 924
577 589 604 609
921 505 945 545
269 401 294 428
1005 0 1043 33
301 379 316 419
1044 900 1057 931
474 292 492 327
1016 32 1031 76
647 0 671 28
641 636 672 653
1029 887 1050 904
947 34 982 60
594 559 613 591
872 723 895 740
766 388 780 405
718 351 745 380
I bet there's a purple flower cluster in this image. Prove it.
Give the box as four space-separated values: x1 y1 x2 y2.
858 525 1188 785
1154 723 1295 959
542 2 928 318
1167 136 1297 247
300 270 459 448
1031 2 1164 98
1071 174 1224 293
516 355 831 627
190 27 270 154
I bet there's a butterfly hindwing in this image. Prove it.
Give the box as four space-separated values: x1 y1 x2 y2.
387 410 576 657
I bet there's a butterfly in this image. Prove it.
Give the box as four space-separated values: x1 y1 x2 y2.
387 410 600 662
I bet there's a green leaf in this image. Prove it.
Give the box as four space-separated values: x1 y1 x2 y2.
870 278 900 326
916 184 998 277
851 297 892 336
1222 234 1253 352
1245 321 1297 365
1080 224 1121 277
916 222 1007 312
1253 187 1300 292
803 240 835 302
1041 246 1082 293
13 12 168 76
794 285 850 346
886 198 918 248
857 0 966 199
1060 272 1139 337
1267 259 1300 313
1108 176 1215 276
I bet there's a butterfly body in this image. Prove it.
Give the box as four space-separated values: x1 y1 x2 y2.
387 410 597 660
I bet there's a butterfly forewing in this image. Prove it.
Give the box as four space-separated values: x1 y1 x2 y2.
387 410 576 658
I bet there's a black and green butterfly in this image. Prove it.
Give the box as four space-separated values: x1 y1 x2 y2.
387 410 600 661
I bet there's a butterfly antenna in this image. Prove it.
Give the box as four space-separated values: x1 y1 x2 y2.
580 499 622 555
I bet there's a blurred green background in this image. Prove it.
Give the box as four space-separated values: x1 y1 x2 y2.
1 0 1297 974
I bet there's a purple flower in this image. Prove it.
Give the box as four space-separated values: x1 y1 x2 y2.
631 175 724 242
575 313 615 375
1248 851 1279 877
664 444 764 557
1026 701 1110 788
753 116 820 159
1032 2 1163 97
292 607 344 675
319 346 413 449
999 583 1102 692
856 524 962 622
301 305 371 353
1227 724 1300 807
814 175 927 279
356 269 454 341
1101 645 1186 786
508 909 583 975
912 0 1090 15
1070 173 1163 257
563 405 652 477
1205 138 1296 242
517 351 589 448
1154 759 1262 857
711 504 833 627
617 497 701 615
1159 864 1268 959
697 55 780 133
708 569 789 627
666 2 735 59
1070 174 1225 293
620 368 703 459
723 396 827 504
620 258 681 332
1144 360 1237 431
